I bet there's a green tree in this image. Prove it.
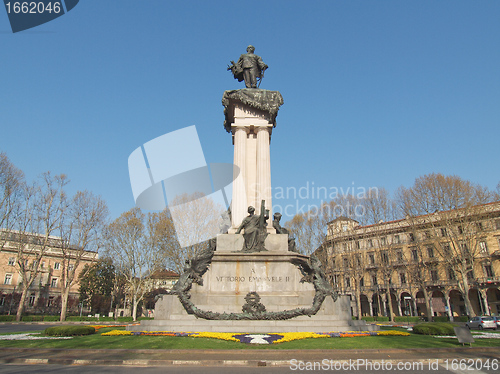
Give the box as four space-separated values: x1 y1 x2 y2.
79 258 123 315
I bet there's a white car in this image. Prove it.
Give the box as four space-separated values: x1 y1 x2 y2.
466 316 497 330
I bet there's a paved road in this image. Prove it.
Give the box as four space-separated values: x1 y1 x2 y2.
0 363 498 374
0 324 60 334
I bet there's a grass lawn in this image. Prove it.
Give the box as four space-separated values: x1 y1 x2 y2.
0 326 499 350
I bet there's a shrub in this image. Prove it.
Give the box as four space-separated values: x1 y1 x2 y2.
458 316 470 323
0 315 16 322
394 316 421 323
43 316 60 322
433 316 449 323
412 322 456 336
44 325 95 336
361 316 375 322
66 316 99 322
21 315 43 322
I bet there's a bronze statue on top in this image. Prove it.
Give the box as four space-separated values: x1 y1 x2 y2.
228 45 268 88
235 201 269 252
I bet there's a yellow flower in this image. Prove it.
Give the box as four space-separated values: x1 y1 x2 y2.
190 332 240 342
101 330 132 336
273 332 327 344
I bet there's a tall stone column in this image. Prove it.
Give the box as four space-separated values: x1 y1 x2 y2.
231 126 248 230
256 125 273 217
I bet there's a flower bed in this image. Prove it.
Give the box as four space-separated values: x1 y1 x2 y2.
100 329 410 343
90 325 127 332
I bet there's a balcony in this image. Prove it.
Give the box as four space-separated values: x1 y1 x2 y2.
476 276 500 285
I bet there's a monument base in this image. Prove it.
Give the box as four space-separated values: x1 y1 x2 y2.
128 234 377 333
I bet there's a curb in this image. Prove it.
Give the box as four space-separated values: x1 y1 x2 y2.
0 347 499 367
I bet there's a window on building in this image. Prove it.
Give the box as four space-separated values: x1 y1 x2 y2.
372 275 378 286
28 293 35 306
360 277 364 287
41 261 45 269
400 273 407 285
355 255 361 267
495 219 500 230
355 241 360 249
68 264 74 271
50 278 58 288
424 231 431 239
368 239 373 248
381 251 389 264
447 267 456 280
54 262 60 270
479 241 488 254
369 253 375 264
409 233 415 242
4 274 12 285
380 237 386 246
342 224 348 232
47 296 54 307
476 222 484 231
396 250 403 262
8 257 15 266
441 228 447 237
0 297 5 306
484 265 494 278
394 235 400 244
427 246 434 258
345 277 351 288
411 248 418 262
343 257 349 268
442 243 451 256
430 269 439 282
458 226 463 234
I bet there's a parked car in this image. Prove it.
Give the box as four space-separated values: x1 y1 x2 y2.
492 316 500 328
466 316 497 330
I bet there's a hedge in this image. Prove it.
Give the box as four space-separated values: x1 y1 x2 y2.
21 315 43 322
44 325 95 336
394 316 421 323
0 315 15 322
360 316 390 322
412 322 457 336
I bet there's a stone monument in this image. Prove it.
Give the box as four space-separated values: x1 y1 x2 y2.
128 47 376 333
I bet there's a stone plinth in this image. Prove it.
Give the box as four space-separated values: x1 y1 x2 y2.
128 249 376 333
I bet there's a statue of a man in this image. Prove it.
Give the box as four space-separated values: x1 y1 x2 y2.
228 45 268 88
236 203 269 252
273 212 297 252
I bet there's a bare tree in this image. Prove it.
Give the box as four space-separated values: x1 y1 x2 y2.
105 208 164 321
58 191 108 321
165 192 224 273
397 173 494 317
0 153 24 249
13 173 68 321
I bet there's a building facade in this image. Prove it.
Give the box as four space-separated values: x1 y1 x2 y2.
317 202 500 320
0 230 98 315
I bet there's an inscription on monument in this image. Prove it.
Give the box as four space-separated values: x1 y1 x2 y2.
215 276 291 282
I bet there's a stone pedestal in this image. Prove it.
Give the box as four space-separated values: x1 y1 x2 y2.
128 236 377 333
129 250 360 333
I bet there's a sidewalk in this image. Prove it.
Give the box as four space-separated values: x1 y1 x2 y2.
0 347 499 367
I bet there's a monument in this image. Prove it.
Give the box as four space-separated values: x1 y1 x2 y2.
128 46 375 333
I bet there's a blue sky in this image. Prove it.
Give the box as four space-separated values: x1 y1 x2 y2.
1 0 499 223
